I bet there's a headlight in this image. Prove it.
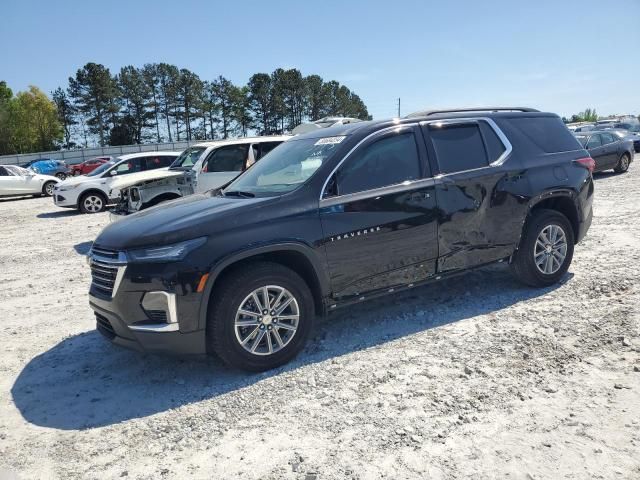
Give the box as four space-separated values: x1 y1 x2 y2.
127 237 207 263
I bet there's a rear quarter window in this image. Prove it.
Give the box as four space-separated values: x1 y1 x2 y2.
510 117 582 153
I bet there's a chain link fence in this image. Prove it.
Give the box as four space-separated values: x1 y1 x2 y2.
0 140 199 166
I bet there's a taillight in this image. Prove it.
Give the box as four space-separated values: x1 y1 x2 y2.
573 157 595 173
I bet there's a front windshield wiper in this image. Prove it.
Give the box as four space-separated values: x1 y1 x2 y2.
223 190 255 198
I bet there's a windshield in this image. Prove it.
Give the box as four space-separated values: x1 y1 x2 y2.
224 136 345 196
170 147 207 170
86 160 117 177
574 135 589 147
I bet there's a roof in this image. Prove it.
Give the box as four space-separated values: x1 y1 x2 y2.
294 108 557 141
117 151 180 160
191 135 291 149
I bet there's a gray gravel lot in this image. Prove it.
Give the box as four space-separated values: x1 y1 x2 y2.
0 165 639 479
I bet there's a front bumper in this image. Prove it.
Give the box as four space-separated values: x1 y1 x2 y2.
90 293 207 355
53 189 79 207
87 248 211 356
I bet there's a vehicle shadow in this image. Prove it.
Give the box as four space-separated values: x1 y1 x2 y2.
74 241 93 256
0 195 40 203
11 265 570 430
37 210 82 219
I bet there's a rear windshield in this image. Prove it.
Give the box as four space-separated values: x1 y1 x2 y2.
510 117 582 153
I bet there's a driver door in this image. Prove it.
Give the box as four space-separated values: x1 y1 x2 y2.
195 144 250 193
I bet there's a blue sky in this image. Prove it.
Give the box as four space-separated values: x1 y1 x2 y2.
2 0 639 119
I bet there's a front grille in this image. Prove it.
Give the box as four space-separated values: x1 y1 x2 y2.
146 310 168 323
90 261 119 296
96 313 116 340
55 194 66 202
89 246 125 297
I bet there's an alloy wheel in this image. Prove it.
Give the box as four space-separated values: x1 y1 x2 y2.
234 285 300 356
620 155 629 171
45 183 54 196
533 224 567 275
83 195 104 213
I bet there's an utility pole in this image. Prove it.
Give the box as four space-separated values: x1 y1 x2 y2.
397 98 401 117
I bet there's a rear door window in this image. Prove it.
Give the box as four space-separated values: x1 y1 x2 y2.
600 133 616 145
204 145 249 172
428 123 489 173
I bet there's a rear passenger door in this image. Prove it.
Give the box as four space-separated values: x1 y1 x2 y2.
585 134 606 170
599 132 619 168
422 119 521 273
319 125 439 299
196 144 249 193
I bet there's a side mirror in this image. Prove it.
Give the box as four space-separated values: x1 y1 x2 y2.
110 170 118 176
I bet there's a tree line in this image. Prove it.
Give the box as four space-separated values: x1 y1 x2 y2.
58 63 370 148
0 64 371 154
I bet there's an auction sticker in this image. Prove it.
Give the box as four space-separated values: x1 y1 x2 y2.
315 136 346 145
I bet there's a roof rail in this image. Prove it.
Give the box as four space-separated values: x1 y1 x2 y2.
406 107 540 118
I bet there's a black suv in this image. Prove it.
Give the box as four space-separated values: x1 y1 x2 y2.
88 107 594 371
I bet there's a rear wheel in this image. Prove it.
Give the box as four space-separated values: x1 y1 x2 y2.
510 209 574 287
42 181 56 197
55 172 67 180
79 191 107 214
207 262 315 371
614 153 630 174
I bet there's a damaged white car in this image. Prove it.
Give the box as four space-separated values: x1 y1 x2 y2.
110 136 290 218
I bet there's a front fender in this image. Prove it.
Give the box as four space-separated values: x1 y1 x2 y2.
197 241 329 330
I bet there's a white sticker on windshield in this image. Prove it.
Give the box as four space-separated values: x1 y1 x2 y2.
315 136 346 145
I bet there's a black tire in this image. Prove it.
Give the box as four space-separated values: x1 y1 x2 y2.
207 261 315 371
614 153 630 174
55 172 67 180
79 191 107 214
510 209 575 287
42 181 56 197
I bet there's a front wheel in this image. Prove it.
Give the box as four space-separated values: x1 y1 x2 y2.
614 153 630 174
79 192 107 214
207 262 315 371
42 181 56 197
510 209 575 287
55 172 67 180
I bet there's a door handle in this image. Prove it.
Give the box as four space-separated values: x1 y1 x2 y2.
409 192 431 201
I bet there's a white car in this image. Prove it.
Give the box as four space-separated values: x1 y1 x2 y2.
53 151 179 213
0 165 60 198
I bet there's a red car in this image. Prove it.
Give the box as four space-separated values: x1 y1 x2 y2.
71 157 112 176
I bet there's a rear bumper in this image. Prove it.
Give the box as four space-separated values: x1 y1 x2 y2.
89 293 207 356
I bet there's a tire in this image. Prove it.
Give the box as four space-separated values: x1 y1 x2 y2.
207 261 315 371
510 209 575 288
42 181 56 197
55 172 67 180
79 191 107 214
614 153 630 174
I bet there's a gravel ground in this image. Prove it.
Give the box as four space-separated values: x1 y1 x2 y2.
0 165 639 480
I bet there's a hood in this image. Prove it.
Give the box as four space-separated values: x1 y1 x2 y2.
109 168 179 191
94 192 280 250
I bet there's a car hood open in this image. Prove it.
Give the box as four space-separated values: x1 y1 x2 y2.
109 168 182 191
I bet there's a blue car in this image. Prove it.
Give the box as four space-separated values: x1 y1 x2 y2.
25 159 70 179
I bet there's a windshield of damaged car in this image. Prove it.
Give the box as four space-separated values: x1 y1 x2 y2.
170 147 207 170
224 136 345 195
87 160 116 177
